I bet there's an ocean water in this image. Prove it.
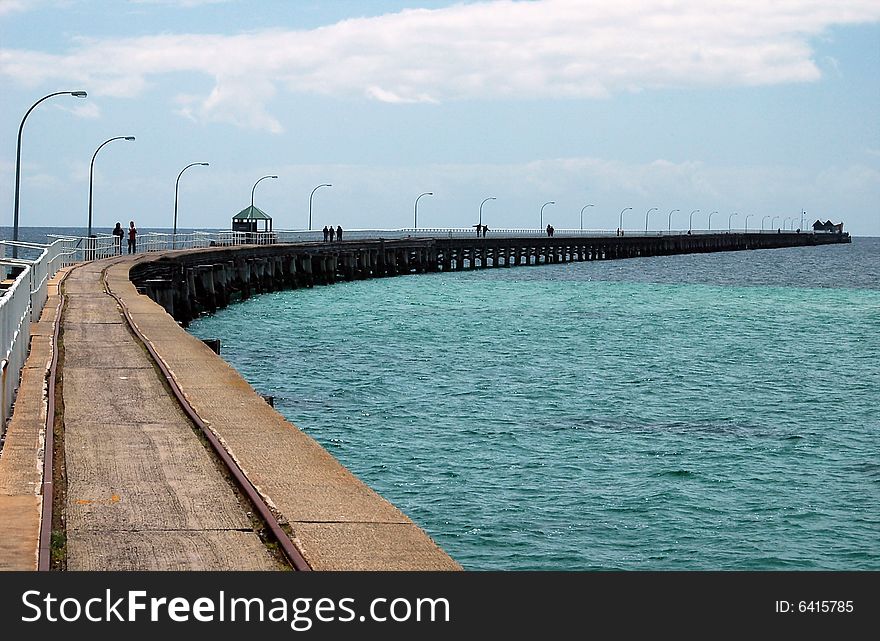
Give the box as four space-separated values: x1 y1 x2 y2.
188 239 880 570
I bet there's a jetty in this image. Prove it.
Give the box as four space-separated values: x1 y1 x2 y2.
0 229 850 570
130 231 850 325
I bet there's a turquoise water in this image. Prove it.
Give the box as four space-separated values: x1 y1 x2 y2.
189 239 880 570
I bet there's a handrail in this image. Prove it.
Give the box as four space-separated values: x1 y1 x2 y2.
0 238 69 438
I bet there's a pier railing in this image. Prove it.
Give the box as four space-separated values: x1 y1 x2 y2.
0 238 71 433
43 226 827 261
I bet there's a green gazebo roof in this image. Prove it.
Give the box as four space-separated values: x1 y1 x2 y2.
233 205 272 221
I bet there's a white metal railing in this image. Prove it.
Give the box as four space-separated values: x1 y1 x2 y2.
0 269 31 433
41 226 819 259
0 238 72 437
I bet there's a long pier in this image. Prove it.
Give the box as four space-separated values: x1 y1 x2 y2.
0 229 850 570
130 231 850 324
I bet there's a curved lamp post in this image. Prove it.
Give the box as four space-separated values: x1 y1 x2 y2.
479 196 496 227
580 204 594 231
307 182 329 230
253 175 278 209
667 208 680 232
414 191 433 229
744 214 753 232
88 136 135 238
13 90 87 257
644 206 658 232
539 200 555 229
761 215 770 231
708 211 718 231
771 216 780 230
728 212 738 231
783 216 791 230
173 162 209 245
688 209 700 232
619 206 632 231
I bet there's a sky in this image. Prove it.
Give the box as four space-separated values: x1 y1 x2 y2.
1 0 879 235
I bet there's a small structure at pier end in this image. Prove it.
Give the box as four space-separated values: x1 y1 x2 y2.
233 205 273 234
813 219 844 233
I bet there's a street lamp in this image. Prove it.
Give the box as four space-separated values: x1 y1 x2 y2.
783 216 791 230
414 191 433 229
307 182 330 230
771 216 779 230
707 211 718 231
801 210 806 230
13 90 87 257
540 201 555 229
480 196 496 226
688 209 700 232
728 212 738 231
253 175 278 210
644 206 658 232
667 208 680 232
744 214 753 232
580 204 594 231
88 136 135 238
619 206 632 231
761 215 770 230
173 162 209 245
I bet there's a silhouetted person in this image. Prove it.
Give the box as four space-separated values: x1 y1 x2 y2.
336 225 343 241
476 225 481 237
546 224 552 237
482 225 488 237
323 225 329 242
328 225 336 242
549 225 555 237
127 220 137 254
112 222 124 255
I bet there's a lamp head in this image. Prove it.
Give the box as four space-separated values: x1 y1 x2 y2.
124 136 135 141
199 162 209 166
71 91 88 98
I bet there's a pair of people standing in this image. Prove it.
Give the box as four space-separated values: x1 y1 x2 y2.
112 221 138 254
322 225 343 242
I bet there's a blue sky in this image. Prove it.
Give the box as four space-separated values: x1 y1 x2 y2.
1 0 879 235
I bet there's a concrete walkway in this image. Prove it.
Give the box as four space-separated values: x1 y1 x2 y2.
61 260 282 570
1 254 459 570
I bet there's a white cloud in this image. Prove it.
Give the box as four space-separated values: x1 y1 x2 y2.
0 1 26 16
1 0 879 131
55 101 101 119
130 0 231 6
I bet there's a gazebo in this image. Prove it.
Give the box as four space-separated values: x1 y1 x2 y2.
232 205 273 233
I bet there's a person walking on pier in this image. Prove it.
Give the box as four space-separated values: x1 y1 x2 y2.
546 224 552 237
482 225 489 237
323 225 329 242
112 222 124 255
127 220 138 254
337 225 343 241
329 225 336 242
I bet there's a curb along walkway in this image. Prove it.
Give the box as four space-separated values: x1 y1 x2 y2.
60 259 282 570
109 253 459 570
